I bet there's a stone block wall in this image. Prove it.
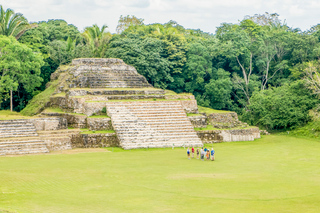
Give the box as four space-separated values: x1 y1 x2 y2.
71 58 124 66
87 117 113 130
30 118 67 131
197 127 260 143
43 137 72 151
207 112 248 129
180 100 198 113
188 115 207 128
71 133 119 148
207 112 238 124
83 102 106 116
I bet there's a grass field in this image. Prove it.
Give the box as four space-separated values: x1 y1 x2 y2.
1 135 320 213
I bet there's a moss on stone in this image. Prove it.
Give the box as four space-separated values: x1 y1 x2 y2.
20 79 59 116
80 129 115 134
187 113 202 116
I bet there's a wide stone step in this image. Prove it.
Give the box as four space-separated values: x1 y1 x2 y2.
116 130 198 135
111 112 186 115
0 142 46 147
122 142 202 150
0 140 43 145
106 95 165 100
115 126 194 131
0 137 49 155
119 135 200 141
112 121 193 125
0 128 37 133
0 120 29 124
0 133 38 138
90 85 150 88
107 101 181 105
0 126 35 131
68 89 164 96
111 117 189 122
0 137 40 142
3 149 49 155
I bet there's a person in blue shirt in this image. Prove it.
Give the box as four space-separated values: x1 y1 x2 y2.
204 147 207 152
187 147 190 160
211 148 215 161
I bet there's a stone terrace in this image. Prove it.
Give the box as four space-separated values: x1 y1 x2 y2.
107 101 203 149
0 120 49 155
69 58 151 89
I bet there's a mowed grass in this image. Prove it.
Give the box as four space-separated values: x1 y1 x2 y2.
1 135 320 213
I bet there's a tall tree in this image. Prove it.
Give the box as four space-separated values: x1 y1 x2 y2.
82 24 111 57
0 36 43 111
116 15 144 34
216 20 262 105
0 5 35 39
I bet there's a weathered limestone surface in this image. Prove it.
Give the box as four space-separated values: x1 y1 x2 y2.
68 89 165 96
30 117 68 131
107 101 203 149
180 100 199 114
41 112 87 128
208 112 239 123
207 112 247 128
188 115 207 128
0 120 49 155
87 117 113 130
197 128 260 143
71 133 119 148
68 58 152 89
38 129 81 151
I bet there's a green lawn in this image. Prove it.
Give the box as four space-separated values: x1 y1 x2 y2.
1 135 320 212
0 110 35 120
198 106 233 114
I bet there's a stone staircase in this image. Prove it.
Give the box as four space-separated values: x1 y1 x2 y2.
107 101 203 149
70 63 151 88
0 120 49 155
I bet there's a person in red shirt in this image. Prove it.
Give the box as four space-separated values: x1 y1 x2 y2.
191 147 195 158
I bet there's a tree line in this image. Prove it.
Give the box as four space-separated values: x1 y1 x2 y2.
0 5 319 131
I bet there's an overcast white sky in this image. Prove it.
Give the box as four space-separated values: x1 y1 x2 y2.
1 0 319 33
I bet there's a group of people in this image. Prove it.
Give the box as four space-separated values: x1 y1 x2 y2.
187 147 215 161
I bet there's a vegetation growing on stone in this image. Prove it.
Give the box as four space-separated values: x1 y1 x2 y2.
0 5 319 133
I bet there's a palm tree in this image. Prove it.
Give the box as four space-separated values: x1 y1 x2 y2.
0 5 36 39
82 24 111 57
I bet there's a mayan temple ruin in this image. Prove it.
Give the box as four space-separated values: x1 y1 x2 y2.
0 58 260 155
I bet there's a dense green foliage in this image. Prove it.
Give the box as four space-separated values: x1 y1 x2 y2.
242 81 317 129
1 136 320 212
0 6 319 131
0 35 43 110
